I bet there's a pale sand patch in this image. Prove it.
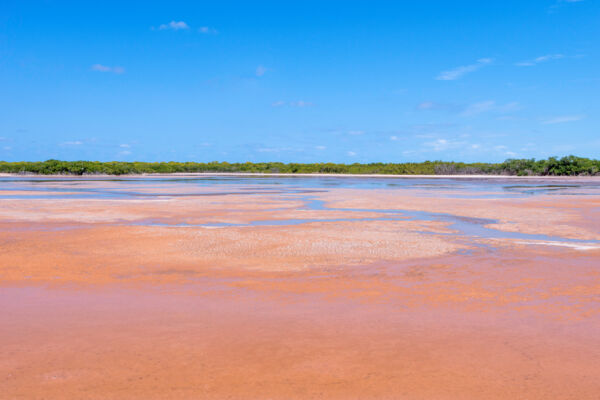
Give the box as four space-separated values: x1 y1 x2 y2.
320 188 600 240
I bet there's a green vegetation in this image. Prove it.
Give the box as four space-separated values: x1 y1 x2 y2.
1 156 599 176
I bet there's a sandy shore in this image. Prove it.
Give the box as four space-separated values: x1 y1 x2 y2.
1 178 599 399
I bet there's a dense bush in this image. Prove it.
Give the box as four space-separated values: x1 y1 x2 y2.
0 156 598 176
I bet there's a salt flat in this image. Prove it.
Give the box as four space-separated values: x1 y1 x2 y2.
1 176 599 399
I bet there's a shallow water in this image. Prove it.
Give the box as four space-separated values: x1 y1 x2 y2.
2 176 600 249
2 175 600 199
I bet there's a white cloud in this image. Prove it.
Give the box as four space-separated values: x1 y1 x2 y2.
390 135 399 141
257 147 278 153
256 146 295 153
61 141 83 146
534 54 563 63
348 130 365 135
3 146 12 150
289 100 313 107
491 145 517 157
417 101 436 110
347 151 357 156
426 139 449 151
159 21 189 31
271 100 314 107
91 64 111 72
542 115 585 124
198 26 218 34
417 140 516 157
424 138 468 152
549 0 584 12
119 150 132 155
461 100 496 116
255 65 267 77
119 144 130 148
315 145 326 150
436 58 492 81
460 100 519 117
415 101 462 113
516 54 564 67
91 64 125 74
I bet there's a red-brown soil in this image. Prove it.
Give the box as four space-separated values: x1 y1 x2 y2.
1 179 599 399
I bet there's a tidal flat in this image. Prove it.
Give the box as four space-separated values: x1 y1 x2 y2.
1 175 599 399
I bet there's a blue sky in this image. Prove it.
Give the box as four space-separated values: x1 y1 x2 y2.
0 0 598 163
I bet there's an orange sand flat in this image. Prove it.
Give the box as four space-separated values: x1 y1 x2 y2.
1 178 599 399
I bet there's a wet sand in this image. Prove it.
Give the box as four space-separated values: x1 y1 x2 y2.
1 177 599 399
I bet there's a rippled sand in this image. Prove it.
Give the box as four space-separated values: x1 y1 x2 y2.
1 176 599 399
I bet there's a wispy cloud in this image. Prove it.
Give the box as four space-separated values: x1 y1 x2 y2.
315 145 326 150
289 100 314 107
549 0 585 12
419 99 519 117
91 64 125 74
61 141 83 146
424 138 469 152
492 145 517 157
461 101 496 116
416 101 462 113
198 26 218 34
460 100 519 117
153 22 217 33
271 100 314 107
255 65 268 77
515 54 564 67
348 130 365 136
417 101 437 110
542 115 585 124
347 151 357 156
158 21 189 31
418 138 517 158
91 64 111 72
436 58 492 81
119 144 130 148
424 138 463 152
256 146 294 153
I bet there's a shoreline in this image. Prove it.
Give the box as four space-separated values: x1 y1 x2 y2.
1 172 600 180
